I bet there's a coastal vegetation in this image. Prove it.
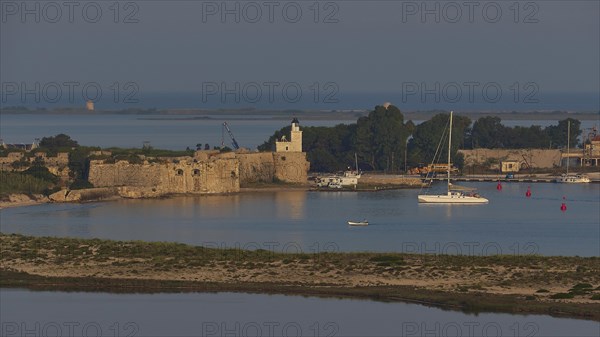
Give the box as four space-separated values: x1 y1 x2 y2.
0 134 198 195
1 233 598 320
0 169 59 196
260 104 586 173
0 163 60 196
0 107 592 192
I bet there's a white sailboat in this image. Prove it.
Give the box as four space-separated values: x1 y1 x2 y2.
418 111 489 204
556 121 590 183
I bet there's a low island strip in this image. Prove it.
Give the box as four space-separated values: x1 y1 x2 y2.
1 233 598 321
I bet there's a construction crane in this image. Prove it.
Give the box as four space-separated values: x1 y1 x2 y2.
221 122 240 150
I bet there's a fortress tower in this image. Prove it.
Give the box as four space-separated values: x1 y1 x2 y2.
276 118 302 152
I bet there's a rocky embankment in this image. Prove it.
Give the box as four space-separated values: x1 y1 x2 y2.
0 187 170 208
47 186 168 202
0 194 49 209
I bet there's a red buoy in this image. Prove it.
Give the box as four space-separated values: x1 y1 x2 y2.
526 186 531 198
561 196 567 211
497 181 502 191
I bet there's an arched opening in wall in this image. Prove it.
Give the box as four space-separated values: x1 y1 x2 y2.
281 156 286 161
176 169 184 176
192 169 201 176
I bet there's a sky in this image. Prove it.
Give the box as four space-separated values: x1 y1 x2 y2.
1 1 599 110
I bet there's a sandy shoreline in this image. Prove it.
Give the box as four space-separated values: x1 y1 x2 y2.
2 234 599 321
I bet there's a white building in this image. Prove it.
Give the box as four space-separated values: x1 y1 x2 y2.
275 118 302 152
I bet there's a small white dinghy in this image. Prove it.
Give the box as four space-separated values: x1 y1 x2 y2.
348 220 369 226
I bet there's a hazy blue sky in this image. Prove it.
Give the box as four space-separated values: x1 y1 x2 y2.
1 1 598 109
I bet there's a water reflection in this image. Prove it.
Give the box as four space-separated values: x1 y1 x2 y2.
275 191 306 220
1 183 598 256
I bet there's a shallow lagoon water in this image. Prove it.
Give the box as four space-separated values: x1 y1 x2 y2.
1 289 598 337
2 113 598 150
2 182 598 256
0 114 348 150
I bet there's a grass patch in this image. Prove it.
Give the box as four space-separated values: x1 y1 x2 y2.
550 293 575 299
569 283 595 295
572 283 593 290
0 170 59 195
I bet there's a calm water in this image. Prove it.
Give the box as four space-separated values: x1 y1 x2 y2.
2 182 598 256
2 114 598 150
1 289 597 337
0 114 348 150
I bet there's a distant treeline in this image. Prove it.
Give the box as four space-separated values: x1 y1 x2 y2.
259 105 587 172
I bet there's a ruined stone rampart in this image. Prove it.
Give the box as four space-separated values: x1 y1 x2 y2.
88 156 239 194
236 152 275 184
0 152 70 181
459 149 562 169
236 152 309 185
1 147 310 194
273 153 310 183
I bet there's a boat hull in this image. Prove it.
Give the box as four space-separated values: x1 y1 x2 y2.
347 221 368 226
418 194 489 204
556 174 590 183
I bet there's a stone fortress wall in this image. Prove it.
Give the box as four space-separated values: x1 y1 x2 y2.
459 149 562 169
0 151 70 180
88 155 240 194
87 150 310 194
236 152 309 184
2 119 310 195
87 117 311 193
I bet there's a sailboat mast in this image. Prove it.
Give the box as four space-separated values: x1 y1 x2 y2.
448 111 453 193
355 152 359 173
566 121 570 175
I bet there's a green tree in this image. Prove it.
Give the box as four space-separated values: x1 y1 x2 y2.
67 147 95 189
259 105 412 172
504 125 550 148
469 116 507 148
354 105 411 172
407 113 471 167
545 118 581 149
39 134 79 152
